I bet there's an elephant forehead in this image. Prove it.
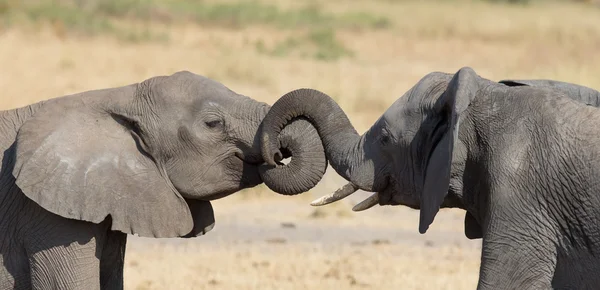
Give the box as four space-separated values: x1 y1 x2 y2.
380 103 421 132
204 101 224 110
151 72 237 103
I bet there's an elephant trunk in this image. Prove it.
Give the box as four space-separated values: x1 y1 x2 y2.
260 88 379 193
259 117 328 195
235 99 326 195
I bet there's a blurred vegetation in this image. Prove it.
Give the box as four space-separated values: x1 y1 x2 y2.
0 0 393 61
255 28 354 61
0 0 597 60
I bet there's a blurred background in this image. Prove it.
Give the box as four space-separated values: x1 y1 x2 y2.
1 0 599 289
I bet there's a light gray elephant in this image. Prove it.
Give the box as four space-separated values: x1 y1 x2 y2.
260 67 600 289
0 71 325 290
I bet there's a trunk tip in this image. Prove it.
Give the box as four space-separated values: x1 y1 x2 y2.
261 133 282 166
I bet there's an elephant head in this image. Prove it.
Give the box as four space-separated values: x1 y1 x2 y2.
260 67 487 234
11 71 326 238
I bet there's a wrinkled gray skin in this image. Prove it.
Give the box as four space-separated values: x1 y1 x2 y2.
261 67 600 289
0 71 325 290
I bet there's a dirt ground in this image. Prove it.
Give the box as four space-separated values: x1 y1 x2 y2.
124 192 481 290
2 1 600 289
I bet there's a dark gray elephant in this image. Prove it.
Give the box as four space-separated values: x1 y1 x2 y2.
260 67 600 289
0 71 325 290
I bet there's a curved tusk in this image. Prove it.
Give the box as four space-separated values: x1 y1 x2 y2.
352 193 379 212
310 182 359 206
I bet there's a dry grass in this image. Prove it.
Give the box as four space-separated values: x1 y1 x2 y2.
2 0 600 288
124 240 480 290
124 194 481 289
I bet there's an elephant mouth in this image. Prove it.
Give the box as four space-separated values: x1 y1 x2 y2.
234 152 264 167
234 147 290 167
357 183 420 210
233 152 265 187
374 185 398 206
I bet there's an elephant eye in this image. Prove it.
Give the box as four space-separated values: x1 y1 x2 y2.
380 135 389 145
205 120 223 129
379 128 392 145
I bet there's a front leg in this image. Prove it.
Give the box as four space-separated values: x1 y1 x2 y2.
26 232 102 290
28 244 101 290
100 230 127 290
24 211 104 290
477 209 557 289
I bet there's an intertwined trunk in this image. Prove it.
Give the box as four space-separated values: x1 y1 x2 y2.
256 102 329 195
260 89 379 194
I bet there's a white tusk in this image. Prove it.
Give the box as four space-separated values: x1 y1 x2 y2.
352 193 379 212
310 182 359 206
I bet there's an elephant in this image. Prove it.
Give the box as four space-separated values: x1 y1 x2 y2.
0 71 325 290
260 67 600 289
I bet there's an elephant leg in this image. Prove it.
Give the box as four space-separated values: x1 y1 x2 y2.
477 238 556 290
100 230 127 290
27 240 101 290
476 213 557 289
25 213 103 290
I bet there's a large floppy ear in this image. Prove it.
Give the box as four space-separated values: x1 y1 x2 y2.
11 84 208 238
183 199 216 238
419 67 479 234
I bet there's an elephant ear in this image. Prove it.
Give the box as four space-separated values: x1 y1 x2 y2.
419 67 479 234
12 86 204 238
183 199 216 238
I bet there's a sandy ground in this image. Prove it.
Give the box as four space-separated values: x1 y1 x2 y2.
124 192 481 289
2 1 600 288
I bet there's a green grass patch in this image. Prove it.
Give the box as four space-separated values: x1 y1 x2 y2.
256 27 353 61
0 0 380 59
0 0 169 41
164 1 391 30
0 0 391 44
308 28 354 61
24 2 113 35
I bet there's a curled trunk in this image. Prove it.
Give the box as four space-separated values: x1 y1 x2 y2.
260 89 378 194
258 117 327 195
230 98 327 196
